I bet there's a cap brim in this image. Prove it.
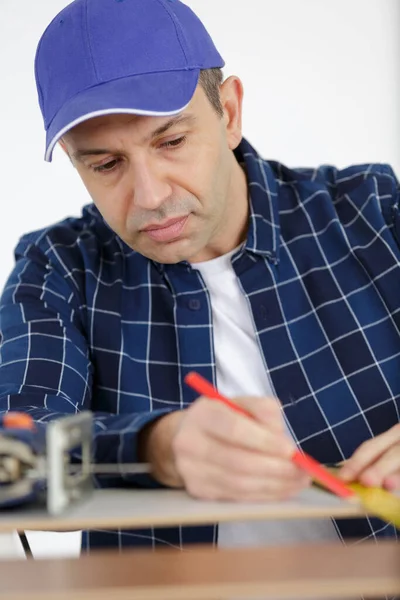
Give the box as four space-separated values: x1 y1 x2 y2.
45 69 200 162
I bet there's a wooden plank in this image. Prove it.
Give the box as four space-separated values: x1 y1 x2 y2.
0 487 376 533
0 541 399 599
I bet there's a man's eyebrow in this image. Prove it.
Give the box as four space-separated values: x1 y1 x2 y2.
72 148 116 161
72 114 196 162
150 114 196 139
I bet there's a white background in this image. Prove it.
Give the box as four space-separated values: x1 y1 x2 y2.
0 0 399 559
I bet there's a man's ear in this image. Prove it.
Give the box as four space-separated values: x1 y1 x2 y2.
220 76 244 151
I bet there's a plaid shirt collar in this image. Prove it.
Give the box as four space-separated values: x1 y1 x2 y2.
237 138 280 262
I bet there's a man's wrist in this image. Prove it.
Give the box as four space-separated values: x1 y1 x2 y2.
138 411 184 488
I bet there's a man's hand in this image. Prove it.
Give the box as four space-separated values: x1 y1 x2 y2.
339 424 400 491
140 395 311 502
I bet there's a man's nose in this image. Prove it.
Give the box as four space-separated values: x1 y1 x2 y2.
131 159 172 211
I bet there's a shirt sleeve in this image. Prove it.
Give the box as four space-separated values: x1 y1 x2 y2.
0 238 173 488
374 164 400 250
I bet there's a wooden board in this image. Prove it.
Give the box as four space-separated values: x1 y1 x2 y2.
0 540 399 599
0 487 384 533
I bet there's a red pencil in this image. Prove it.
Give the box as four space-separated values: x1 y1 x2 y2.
184 371 355 500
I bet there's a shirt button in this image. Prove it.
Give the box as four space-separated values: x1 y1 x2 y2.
188 298 201 311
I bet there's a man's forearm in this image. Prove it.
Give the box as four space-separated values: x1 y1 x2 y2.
0 402 179 487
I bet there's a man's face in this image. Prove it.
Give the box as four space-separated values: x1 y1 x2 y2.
63 79 245 264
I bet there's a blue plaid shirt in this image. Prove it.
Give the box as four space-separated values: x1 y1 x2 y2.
0 138 399 551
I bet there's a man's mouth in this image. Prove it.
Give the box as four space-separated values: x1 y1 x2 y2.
141 216 189 243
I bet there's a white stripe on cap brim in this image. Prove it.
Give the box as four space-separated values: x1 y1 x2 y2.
45 103 191 162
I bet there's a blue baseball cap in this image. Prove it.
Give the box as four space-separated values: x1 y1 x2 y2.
34 0 225 162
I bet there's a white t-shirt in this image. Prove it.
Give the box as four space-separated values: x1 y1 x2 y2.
193 247 340 549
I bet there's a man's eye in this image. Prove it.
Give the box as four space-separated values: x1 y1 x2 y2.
92 159 121 173
160 136 186 149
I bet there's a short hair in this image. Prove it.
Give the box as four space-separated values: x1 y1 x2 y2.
199 68 224 118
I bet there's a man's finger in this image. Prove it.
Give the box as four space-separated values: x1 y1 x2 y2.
384 473 400 491
340 424 400 482
229 394 286 433
356 444 400 488
197 399 295 457
183 459 310 502
184 441 308 480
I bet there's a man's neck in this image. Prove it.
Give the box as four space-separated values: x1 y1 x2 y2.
192 157 249 263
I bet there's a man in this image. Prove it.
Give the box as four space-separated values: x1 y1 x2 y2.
0 0 399 553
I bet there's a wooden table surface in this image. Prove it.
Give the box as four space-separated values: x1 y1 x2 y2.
0 540 399 599
0 487 375 532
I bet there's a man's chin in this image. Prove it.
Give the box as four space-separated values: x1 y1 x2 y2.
138 238 198 265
